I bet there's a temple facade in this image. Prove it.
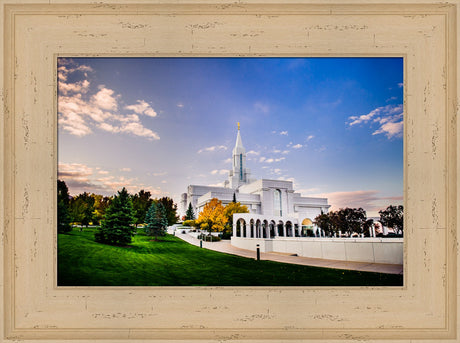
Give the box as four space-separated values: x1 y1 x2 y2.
180 124 330 235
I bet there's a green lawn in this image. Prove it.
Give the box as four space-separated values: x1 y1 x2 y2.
58 228 403 286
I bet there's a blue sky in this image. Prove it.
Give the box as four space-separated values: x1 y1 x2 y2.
58 57 403 217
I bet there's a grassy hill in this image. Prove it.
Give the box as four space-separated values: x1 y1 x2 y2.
58 228 403 286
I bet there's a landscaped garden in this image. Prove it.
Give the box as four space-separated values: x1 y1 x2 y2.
58 228 403 287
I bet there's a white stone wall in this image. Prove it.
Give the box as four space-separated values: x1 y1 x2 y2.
231 236 403 265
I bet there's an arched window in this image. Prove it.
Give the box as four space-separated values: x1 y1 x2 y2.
273 189 282 216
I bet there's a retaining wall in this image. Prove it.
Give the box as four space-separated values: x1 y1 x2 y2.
231 236 403 265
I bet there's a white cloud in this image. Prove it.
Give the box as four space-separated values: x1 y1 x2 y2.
59 112 92 137
386 96 397 102
120 168 131 172
348 104 403 139
211 169 228 175
223 158 232 164
125 100 157 117
57 61 160 141
98 170 109 175
91 87 118 111
372 121 403 139
262 157 285 163
280 131 288 136
292 144 303 149
177 103 184 108
59 79 90 95
119 121 160 140
398 82 404 88
198 145 227 153
247 150 260 156
307 135 314 141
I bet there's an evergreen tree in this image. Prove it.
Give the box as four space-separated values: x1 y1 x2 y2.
95 187 135 245
145 201 167 240
132 190 153 227
185 202 195 220
157 197 179 226
57 180 72 233
232 192 237 203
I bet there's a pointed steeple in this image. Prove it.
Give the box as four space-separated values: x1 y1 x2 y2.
228 122 252 188
233 122 245 155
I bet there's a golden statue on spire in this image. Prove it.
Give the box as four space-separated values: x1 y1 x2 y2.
237 122 240 130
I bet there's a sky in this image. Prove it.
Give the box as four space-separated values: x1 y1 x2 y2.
57 57 403 217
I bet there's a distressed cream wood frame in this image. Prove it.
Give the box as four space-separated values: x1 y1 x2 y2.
1 1 458 342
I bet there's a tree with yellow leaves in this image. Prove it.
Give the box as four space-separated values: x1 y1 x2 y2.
196 198 228 232
223 201 249 228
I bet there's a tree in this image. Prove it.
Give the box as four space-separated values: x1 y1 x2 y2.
314 212 333 236
91 194 111 225
379 205 404 235
157 197 179 226
57 180 72 233
196 198 227 232
232 192 237 203
145 201 167 240
327 208 367 236
223 201 249 234
95 187 135 245
132 190 153 227
70 192 95 228
185 202 195 221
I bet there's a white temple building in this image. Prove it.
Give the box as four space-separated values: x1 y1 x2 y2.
180 124 330 237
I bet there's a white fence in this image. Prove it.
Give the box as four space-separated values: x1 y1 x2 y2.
231 236 403 265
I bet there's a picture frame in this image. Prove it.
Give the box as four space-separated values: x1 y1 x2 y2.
1 1 458 342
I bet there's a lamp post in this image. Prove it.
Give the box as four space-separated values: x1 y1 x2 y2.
256 244 260 261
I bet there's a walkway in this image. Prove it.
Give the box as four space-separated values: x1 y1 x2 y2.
174 232 403 275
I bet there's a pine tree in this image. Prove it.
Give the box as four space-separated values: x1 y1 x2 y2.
145 201 167 240
57 180 72 233
185 202 195 220
95 187 135 245
157 197 179 225
232 192 237 203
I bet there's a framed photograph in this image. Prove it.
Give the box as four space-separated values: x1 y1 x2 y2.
1 0 458 341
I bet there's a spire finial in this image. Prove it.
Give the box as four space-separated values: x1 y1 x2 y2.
237 122 240 130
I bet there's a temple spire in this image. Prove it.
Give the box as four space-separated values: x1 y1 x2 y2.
238 122 240 130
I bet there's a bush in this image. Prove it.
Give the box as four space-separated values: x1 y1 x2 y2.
182 220 196 227
197 234 221 242
219 231 232 240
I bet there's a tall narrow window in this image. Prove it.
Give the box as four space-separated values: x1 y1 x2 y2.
273 189 282 216
239 154 243 180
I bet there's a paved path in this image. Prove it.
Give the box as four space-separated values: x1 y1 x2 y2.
174 232 403 275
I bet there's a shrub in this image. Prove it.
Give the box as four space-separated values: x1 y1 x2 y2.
197 234 221 242
182 220 196 227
